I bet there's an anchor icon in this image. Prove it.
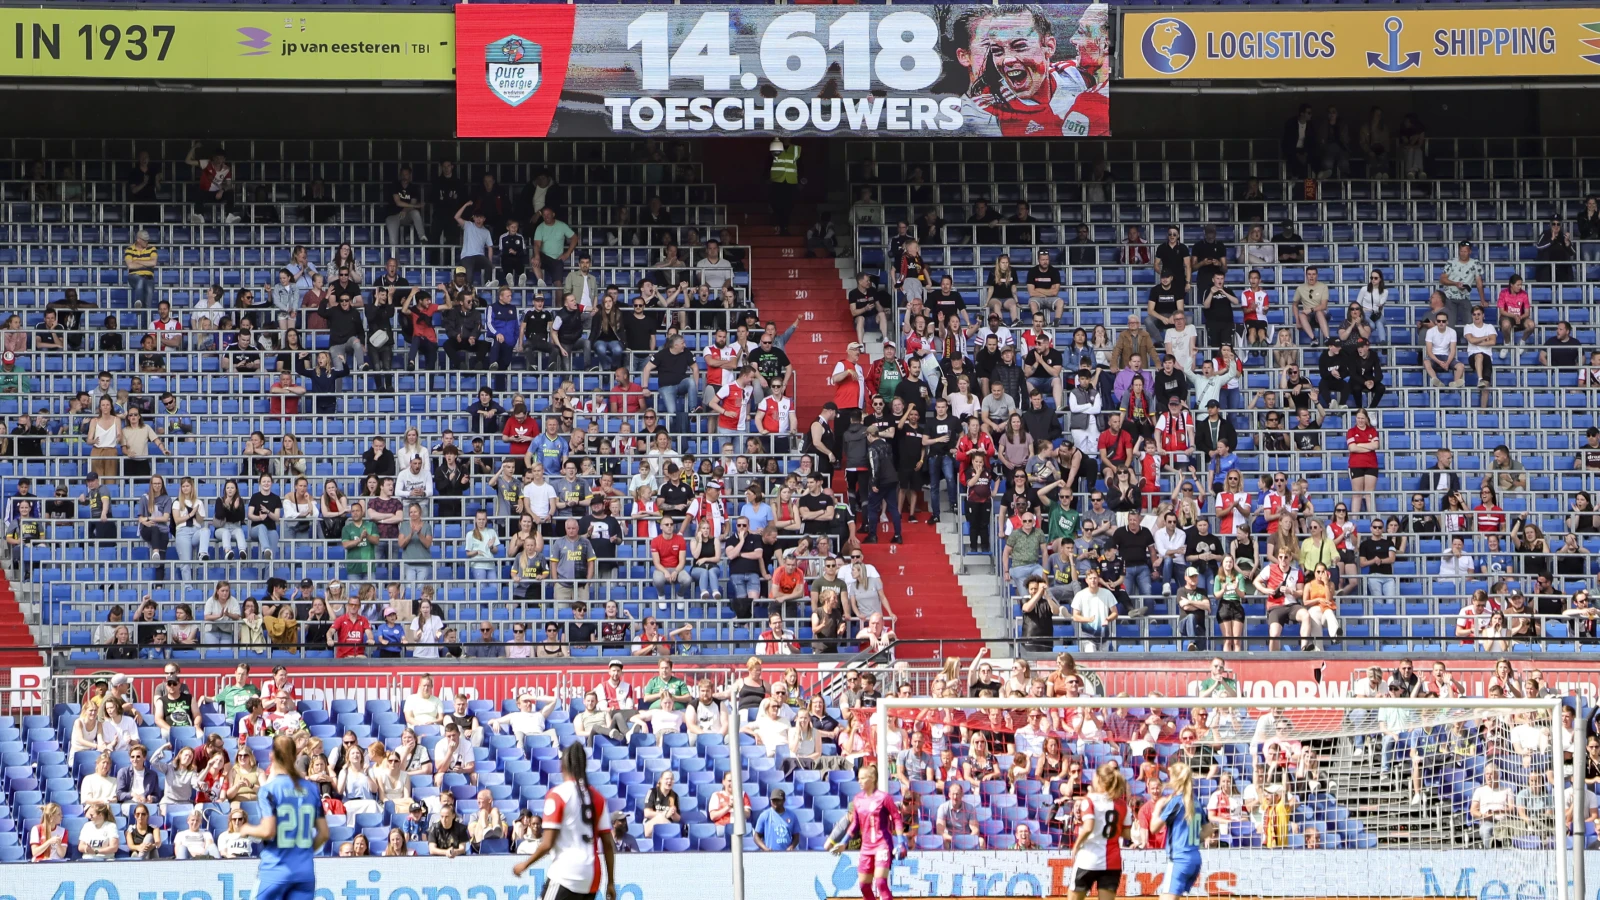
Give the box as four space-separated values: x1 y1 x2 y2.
1367 17 1422 72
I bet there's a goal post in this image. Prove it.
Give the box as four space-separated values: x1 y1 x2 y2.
871 694 1581 900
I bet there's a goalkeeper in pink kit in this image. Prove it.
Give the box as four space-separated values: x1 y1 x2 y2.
825 764 907 900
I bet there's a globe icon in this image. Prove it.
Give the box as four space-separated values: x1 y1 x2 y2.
1141 18 1197 75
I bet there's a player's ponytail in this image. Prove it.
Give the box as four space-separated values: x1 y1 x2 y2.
271 735 304 790
1168 761 1196 823
562 741 601 839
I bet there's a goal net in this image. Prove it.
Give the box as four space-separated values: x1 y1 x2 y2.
839 694 1580 899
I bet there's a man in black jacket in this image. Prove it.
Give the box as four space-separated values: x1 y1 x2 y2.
862 423 902 544
1193 401 1237 468
318 293 366 372
1344 338 1386 409
430 160 466 257
1020 390 1062 445
1280 103 1316 179
1315 337 1348 408
442 293 489 369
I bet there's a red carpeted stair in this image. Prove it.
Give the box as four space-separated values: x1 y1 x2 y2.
0 570 42 665
707 141 986 659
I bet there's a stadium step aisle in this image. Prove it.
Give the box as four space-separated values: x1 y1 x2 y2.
737 200 983 654
858 515 984 657
0 570 40 666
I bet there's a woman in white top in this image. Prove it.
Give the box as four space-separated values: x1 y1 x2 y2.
787 712 825 770
217 808 259 859
69 703 116 754
1206 772 1247 831
172 477 212 581
192 285 226 350
395 426 429 473
101 698 137 750
88 396 121 479
464 509 501 577
1089 324 1114 369
741 697 791 756
946 373 980 422
336 744 382 816
406 598 445 659
279 433 308 480
1242 224 1277 266
172 808 220 860
371 747 411 806
77 802 119 861
282 475 319 540
628 692 686 742
1355 269 1389 343
79 753 117 806
330 242 364 284
642 431 683 486
29 802 67 862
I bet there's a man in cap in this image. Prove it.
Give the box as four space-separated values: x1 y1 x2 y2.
0 352 28 395
1175 566 1210 651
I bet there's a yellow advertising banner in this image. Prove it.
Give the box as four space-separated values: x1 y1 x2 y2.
0 9 454 80
1123 8 1600 80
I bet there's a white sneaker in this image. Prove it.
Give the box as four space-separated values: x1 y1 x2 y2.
223 214 242 225
1410 792 1423 806
486 279 499 289
188 213 204 224
1161 583 1172 596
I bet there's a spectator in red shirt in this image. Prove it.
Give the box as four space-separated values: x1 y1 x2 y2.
184 141 239 225
501 404 540 464
401 287 441 372
650 517 691 600
1475 483 1505 533
609 366 645 414
1345 408 1381 518
329 595 372 658
267 368 305 416
953 416 996 485
1097 411 1136 478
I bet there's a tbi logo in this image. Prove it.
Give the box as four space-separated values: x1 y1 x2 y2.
1141 17 1196 74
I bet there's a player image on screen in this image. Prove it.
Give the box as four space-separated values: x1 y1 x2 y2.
826 764 906 900
951 4 1109 138
1068 761 1131 900
513 742 618 900
240 735 328 900
1149 761 1206 900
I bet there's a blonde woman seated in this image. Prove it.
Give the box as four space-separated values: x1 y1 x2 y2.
79 753 117 806
218 808 261 859
70 704 117 754
741 697 792 757
172 808 220 859
77 802 120 861
628 692 687 742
